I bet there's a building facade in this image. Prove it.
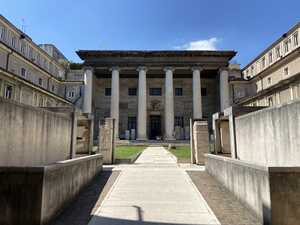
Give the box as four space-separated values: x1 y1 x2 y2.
77 50 237 140
0 15 83 108
232 22 300 107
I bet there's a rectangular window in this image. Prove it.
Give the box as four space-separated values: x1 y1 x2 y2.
29 47 33 59
276 46 281 59
21 68 26 77
0 26 6 40
68 90 75 98
175 116 184 127
38 78 43 86
105 88 111 96
284 40 289 53
267 77 272 85
268 96 274 106
11 36 16 48
149 88 162 96
268 52 273 64
21 41 26 55
201 87 207 96
175 88 183 96
128 88 137 96
293 32 299 47
261 57 266 69
51 85 55 92
4 85 13 99
284 67 289 76
128 117 137 130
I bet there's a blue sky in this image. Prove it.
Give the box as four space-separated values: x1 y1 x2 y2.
1 0 300 66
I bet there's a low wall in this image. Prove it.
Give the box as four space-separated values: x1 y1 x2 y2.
235 99 300 166
205 154 300 225
0 154 103 225
0 98 73 166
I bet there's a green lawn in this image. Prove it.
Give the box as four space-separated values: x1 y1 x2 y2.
168 146 191 162
115 145 147 160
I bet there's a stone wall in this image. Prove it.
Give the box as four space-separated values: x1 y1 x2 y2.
98 118 115 164
0 98 72 166
235 99 300 166
0 154 103 225
205 154 300 225
192 120 209 164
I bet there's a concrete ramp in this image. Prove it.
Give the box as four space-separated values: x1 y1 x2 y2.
89 147 219 225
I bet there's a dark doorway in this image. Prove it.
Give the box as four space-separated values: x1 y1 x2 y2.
150 115 161 139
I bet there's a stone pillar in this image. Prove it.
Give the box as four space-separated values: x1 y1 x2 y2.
219 68 230 112
137 66 148 140
83 68 93 113
192 67 203 119
164 67 175 140
110 67 120 139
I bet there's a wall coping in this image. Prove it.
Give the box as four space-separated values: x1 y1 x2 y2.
205 154 300 173
0 154 103 173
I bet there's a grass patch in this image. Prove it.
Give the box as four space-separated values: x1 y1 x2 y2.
168 146 191 162
115 145 147 160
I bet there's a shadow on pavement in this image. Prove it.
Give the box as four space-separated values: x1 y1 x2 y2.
50 170 119 225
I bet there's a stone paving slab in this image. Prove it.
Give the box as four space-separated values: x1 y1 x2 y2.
89 147 220 225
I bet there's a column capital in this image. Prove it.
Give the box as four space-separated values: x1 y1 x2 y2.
219 67 229 73
191 67 203 72
163 66 175 72
83 66 94 72
110 66 121 72
137 66 148 72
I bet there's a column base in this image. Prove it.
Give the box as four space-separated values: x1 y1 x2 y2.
164 137 176 141
136 138 148 141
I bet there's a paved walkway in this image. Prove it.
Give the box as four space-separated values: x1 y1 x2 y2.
88 146 220 225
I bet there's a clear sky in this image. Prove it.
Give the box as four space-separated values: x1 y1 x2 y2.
1 0 300 67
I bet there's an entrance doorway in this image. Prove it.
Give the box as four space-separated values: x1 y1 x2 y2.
150 115 161 140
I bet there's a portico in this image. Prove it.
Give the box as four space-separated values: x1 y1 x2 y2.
77 50 236 141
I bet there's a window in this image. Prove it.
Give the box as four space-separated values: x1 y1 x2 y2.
4 85 13 99
149 88 162 96
20 41 26 55
284 40 290 53
269 52 273 64
0 26 6 40
39 97 44 107
21 68 26 77
175 88 183 96
38 78 43 86
11 36 16 48
267 77 272 85
175 116 184 128
284 67 289 76
261 57 266 69
51 85 55 92
128 88 137 96
37 54 41 65
293 32 299 47
127 117 137 130
68 91 75 98
201 87 207 96
29 47 33 59
251 66 255 76
105 88 111 96
268 96 274 106
276 46 281 59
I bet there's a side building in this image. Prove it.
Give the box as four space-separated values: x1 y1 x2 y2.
0 15 83 108
232 22 300 106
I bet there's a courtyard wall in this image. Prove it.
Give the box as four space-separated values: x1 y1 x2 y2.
0 98 72 166
235 99 300 166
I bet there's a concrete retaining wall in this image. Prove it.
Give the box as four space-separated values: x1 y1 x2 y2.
0 98 73 166
205 154 300 225
0 154 103 225
235 99 300 166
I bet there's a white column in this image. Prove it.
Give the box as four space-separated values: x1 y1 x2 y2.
219 68 230 112
137 66 148 140
83 68 93 113
110 67 120 139
164 67 175 140
192 67 203 119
